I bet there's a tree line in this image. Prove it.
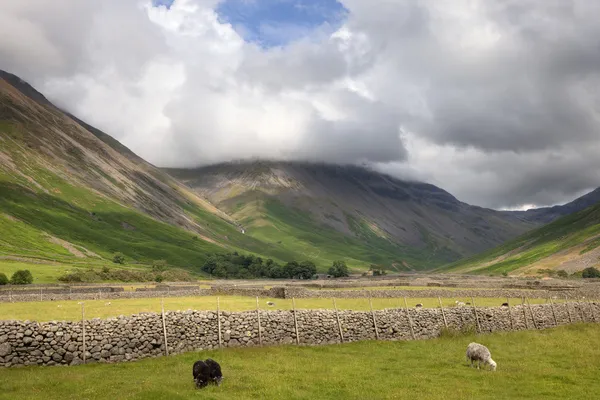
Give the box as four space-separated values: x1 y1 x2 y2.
200 253 350 279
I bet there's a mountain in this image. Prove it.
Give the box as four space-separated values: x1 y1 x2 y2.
516 188 600 223
166 161 542 270
437 200 600 275
3 69 598 276
0 70 290 272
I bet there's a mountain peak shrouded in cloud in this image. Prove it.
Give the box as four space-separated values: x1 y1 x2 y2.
1 0 599 210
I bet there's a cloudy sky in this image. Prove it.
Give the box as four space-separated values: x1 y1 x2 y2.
1 0 599 210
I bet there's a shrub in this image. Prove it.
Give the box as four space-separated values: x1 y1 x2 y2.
152 260 168 272
102 266 110 274
0 273 8 285
10 270 33 285
501 271 508 277
582 267 600 279
155 275 164 283
112 252 125 264
557 270 569 278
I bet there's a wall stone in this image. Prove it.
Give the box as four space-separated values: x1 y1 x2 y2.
0 302 598 368
3 284 598 304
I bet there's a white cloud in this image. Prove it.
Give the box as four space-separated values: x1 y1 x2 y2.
1 0 599 208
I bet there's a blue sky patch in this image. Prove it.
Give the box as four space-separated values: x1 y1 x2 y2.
216 0 348 48
152 0 174 9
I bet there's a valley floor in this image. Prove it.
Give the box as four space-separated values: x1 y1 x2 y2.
0 324 597 400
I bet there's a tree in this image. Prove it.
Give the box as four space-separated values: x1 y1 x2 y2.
329 260 349 278
10 270 33 285
298 261 317 279
112 252 125 264
0 273 8 285
582 267 600 279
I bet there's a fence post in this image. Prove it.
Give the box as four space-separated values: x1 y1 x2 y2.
506 298 514 330
217 297 222 349
438 297 448 329
526 298 539 329
292 298 300 345
256 297 262 346
81 302 86 364
549 297 558 326
9 289 12 303
471 297 481 334
403 297 416 340
40 288 43 302
587 298 596 323
333 298 344 343
161 298 169 356
564 295 573 323
369 296 379 340
521 297 529 329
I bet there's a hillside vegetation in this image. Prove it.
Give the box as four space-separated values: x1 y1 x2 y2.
167 161 542 270
439 200 600 275
0 72 302 277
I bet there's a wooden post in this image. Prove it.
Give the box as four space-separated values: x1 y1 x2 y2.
292 298 300 345
217 297 222 348
8 289 11 303
438 297 448 329
81 302 86 364
526 298 539 329
403 297 416 340
471 297 481 334
522 297 529 329
40 288 43 302
564 295 573 323
549 297 558 326
369 296 379 340
587 298 596 323
333 298 344 343
506 298 514 330
161 298 169 356
256 297 262 346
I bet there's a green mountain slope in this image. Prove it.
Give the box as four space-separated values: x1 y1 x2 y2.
166 161 540 270
0 71 297 274
437 201 600 275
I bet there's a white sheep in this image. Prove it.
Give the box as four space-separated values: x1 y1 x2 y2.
466 342 497 371
266 301 275 307
105 302 112 306
455 301 466 307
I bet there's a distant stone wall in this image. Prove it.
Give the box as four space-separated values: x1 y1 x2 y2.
280 287 584 300
0 285 596 304
1 302 598 367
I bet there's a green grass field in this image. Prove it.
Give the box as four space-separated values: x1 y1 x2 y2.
0 296 556 322
0 323 598 399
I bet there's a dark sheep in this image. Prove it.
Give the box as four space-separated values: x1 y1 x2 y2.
501 302 509 307
415 303 423 308
193 358 223 388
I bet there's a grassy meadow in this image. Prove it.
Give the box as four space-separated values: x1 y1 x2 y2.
0 295 556 322
0 323 598 400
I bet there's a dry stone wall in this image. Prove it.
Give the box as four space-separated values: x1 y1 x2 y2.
1 302 598 368
2 285 593 304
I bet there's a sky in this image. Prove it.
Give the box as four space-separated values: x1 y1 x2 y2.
0 0 599 210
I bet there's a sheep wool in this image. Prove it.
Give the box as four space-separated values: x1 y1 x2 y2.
466 342 497 371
